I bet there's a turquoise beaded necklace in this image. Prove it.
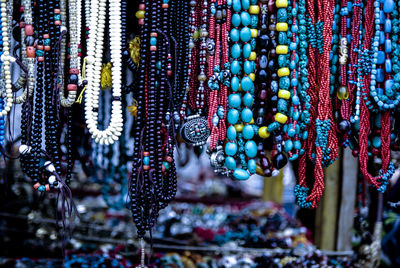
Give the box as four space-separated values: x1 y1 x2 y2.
369 0 400 110
225 0 259 180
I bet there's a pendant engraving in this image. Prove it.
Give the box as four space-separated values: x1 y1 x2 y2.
180 115 210 146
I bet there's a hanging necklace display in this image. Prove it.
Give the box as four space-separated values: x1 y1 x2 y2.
84 0 123 145
180 0 210 147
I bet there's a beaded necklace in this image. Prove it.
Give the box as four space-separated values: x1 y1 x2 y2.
180 0 211 147
84 0 123 145
224 0 259 180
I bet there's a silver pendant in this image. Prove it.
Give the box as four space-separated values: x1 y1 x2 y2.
180 114 210 146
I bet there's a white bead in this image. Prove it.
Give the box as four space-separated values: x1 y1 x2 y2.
19 144 31 154
48 175 56 184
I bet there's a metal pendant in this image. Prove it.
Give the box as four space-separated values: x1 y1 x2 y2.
180 114 210 146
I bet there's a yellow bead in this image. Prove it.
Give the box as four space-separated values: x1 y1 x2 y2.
249 118 254 124
277 67 290 77
249 73 256 81
251 29 258 38
276 0 288 8
193 30 199 40
249 51 257 61
278 89 291 100
235 124 244 132
337 86 349 100
275 113 288 124
249 5 260 14
276 22 288 32
256 165 264 176
276 45 288 55
135 10 145 19
258 126 270 139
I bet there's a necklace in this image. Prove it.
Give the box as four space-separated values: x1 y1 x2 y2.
84 0 123 145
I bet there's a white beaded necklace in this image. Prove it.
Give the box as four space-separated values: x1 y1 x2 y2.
0 0 14 115
84 0 123 145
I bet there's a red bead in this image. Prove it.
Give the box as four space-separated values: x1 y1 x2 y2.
67 84 78 91
25 24 33 35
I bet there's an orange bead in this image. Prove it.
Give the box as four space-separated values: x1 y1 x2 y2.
143 152 150 156
45 46 51 51
43 34 49 39
69 68 79 75
55 20 61 26
33 183 40 190
45 184 50 191
150 32 158 37
36 45 44 50
143 165 150 171
150 46 157 51
139 4 145 10
26 46 35 58
67 84 77 91
25 24 33 35
162 3 168 8
54 9 61 14
37 57 44 62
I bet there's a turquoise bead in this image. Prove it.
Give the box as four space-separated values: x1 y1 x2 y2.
150 37 157 46
292 111 300 121
232 0 241 12
289 154 299 161
292 95 300 105
245 140 257 158
143 156 150 165
231 76 240 91
383 0 394 13
232 13 241 27
241 108 253 123
284 140 293 152
233 168 250 180
302 131 308 140
225 156 237 170
267 122 280 132
38 185 46 192
229 93 241 108
230 28 240 42
288 128 296 137
241 76 254 92
244 61 253 74
372 136 381 148
248 159 257 174
227 126 237 140
240 27 251 42
242 93 253 107
241 0 250 10
294 140 301 150
231 43 241 59
225 142 238 156
242 125 254 139
241 11 251 26
231 60 241 75
243 43 252 58
228 109 240 124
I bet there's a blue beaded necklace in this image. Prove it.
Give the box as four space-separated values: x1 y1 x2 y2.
369 0 400 110
225 0 259 180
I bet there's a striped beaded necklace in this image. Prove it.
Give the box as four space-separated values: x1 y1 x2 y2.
224 0 259 180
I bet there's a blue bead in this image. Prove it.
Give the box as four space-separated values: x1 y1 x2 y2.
243 60 253 74
385 79 393 92
377 68 385 82
292 95 300 105
232 0 241 12
231 43 241 59
347 1 353 11
385 39 392 53
143 157 150 165
150 37 157 46
231 76 240 91
240 27 251 42
230 28 240 42
225 156 237 170
233 168 250 180
242 0 250 10
225 142 238 156
243 43 252 59
38 185 46 192
294 140 302 150
385 59 392 72
241 108 253 123
241 76 254 92
284 140 293 152
243 93 253 107
385 19 392 33
231 13 241 27
245 140 257 158
228 109 240 124
377 51 385 64
302 131 308 140
227 126 237 140
231 60 241 75
241 11 251 26
288 128 296 137
380 31 385 45
383 0 395 13
380 11 385 22
229 93 241 108
248 159 257 174
242 125 254 139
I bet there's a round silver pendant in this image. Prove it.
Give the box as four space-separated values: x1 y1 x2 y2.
180 115 210 146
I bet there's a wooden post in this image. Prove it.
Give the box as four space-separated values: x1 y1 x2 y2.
315 149 341 250
336 148 358 251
